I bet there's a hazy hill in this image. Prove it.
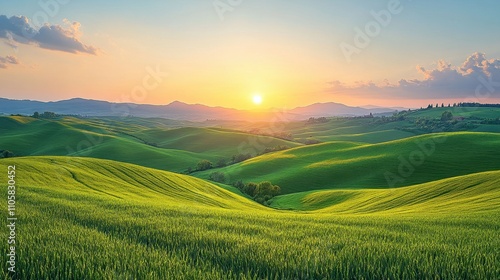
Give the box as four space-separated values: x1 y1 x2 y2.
289 102 397 117
0 98 397 121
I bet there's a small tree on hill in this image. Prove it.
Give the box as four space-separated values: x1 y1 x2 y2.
0 150 14 158
441 111 453 121
196 160 213 171
41 112 57 119
216 158 227 168
244 182 258 197
231 153 252 164
209 171 226 183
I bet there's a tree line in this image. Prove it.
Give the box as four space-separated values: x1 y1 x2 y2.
32 111 58 119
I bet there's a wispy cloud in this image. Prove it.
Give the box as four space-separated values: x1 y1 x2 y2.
0 15 98 55
327 52 500 99
0 55 19 69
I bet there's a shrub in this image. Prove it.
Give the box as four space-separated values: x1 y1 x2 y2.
441 111 453 121
244 182 258 197
231 153 252 164
216 158 227 168
260 145 290 155
0 150 14 158
209 172 226 183
196 160 213 171
232 180 245 190
233 181 281 205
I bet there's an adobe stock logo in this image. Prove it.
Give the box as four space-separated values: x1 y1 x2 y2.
213 0 243 21
23 0 71 38
340 0 404 63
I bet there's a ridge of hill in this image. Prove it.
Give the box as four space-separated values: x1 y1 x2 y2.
196 132 500 194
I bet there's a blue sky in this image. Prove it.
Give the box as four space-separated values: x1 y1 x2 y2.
1 0 500 108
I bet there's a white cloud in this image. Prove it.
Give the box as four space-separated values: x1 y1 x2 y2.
0 15 98 55
327 52 500 99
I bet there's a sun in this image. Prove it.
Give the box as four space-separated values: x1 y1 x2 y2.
252 94 263 105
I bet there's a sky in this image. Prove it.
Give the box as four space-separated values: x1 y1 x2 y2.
1 0 500 110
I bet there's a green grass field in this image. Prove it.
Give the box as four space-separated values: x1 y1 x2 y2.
271 170 500 212
406 107 500 119
1 157 499 279
0 116 300 172
197 132 500 194
287 117 417 143
131 126 301 158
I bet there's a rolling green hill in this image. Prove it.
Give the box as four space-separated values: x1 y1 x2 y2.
0 116 208 172
196 132 500 194
406 106 500 119
131 126 301 157
0 116 301 172
7 156 259 209
230 107 500 144
288 117 417 143
0 156 498 279
272 171 500 213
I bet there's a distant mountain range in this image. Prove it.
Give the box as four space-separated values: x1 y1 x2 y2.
0 98 402 121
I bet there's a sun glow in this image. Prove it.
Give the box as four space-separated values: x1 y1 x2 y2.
252 94 263 105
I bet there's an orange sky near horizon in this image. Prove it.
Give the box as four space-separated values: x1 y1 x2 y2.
1 1 500 110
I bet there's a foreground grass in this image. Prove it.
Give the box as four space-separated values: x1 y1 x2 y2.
1 157 499 279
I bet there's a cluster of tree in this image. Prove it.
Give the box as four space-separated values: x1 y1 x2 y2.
0 150 15 158
425 102 500 109
231 153 252 164
307 117 329 124
216 158 228 168
455 102 500 108
426 103 451 109
404 116 477 133
208 171 226 183
185 154 253 174
260 145 290 155
196 160 214 171
32 111 58 119
480 118 500 125
232 180 281 205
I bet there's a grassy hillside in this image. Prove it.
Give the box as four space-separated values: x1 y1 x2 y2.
131 126 301 157
226 107 500 144
6 156 259 209
0 116 301 172
288 117 417 143
406 106 500 119
197 132 500 194
272 171 500 212
1 156 499 279
0 116 210 172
